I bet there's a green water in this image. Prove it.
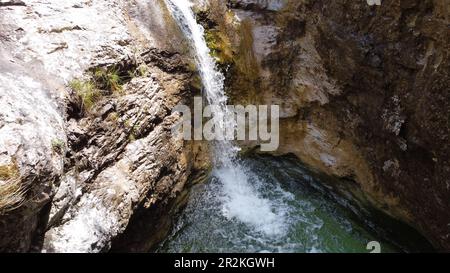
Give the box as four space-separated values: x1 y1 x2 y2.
158 156 398 253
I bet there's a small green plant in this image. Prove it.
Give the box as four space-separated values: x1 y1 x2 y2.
136 64 149 77
124 118 133 129
124 120 141 142
126 64 149 79
127 70 136 80
69 79 101 111
132 124 140 136
51 138 65 155
93 67 123 93
69 65 135 112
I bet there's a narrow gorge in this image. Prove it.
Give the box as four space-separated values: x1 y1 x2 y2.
0 0 448 253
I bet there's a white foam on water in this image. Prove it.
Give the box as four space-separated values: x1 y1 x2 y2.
166 0 296 242
214 166 289 237
166 0 291 240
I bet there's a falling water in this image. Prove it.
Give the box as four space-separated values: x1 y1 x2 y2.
165 0 291 236
162 0 416 253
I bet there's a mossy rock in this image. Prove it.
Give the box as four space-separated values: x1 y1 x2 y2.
93 67 125 94
205 29 234 65
69 79 101 112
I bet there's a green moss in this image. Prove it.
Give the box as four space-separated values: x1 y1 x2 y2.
199 7 260 104
106 112 120 123
187 60 198 73
205 29 234 64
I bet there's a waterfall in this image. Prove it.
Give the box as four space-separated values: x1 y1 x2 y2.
164 0 237 167
165 0 289 237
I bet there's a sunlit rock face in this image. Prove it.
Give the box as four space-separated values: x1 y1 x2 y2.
201 0 449 250
0 0 209 252
0 66 66 252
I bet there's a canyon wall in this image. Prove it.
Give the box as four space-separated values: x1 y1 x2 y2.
0 0 209 252
0 0 448 252
201 0 449 250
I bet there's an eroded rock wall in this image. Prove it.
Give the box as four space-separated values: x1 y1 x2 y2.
202 0 449 250
0 0 209 252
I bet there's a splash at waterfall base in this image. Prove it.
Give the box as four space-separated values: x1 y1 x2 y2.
172 97 280 152
161 0 436 253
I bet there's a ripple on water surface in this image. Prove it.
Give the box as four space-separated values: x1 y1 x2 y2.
158 156 398 253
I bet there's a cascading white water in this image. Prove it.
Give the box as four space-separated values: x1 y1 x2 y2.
165 0 236 166
165 0 290 236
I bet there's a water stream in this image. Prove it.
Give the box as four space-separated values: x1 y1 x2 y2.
165 0 288 239
162 0 399 253
158 155 398 253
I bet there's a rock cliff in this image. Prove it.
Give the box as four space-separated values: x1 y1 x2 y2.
0 0 448 252
201 0 449 250
0 0 209 252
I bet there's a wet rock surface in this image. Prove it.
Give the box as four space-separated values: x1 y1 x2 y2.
202 0 449 250
0 0 448 252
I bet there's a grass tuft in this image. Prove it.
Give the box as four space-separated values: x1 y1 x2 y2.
0 179 26 214
0 162 26 214
93 67 123 94
69 79 101 111
0 163 18 181
69 65 140 113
